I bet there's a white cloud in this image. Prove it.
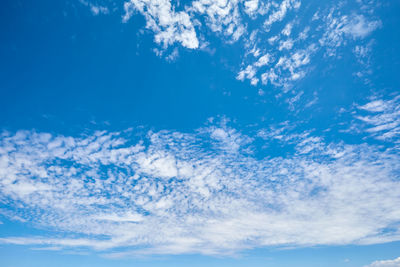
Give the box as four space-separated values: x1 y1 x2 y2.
90 5 109 15
268 35 279 45
239 31 318 89
243 0 259 16
264 0 301 29
365 257 400 267
0 121 400 256
190 0 245 41
354 95 400 142
319 12 381 56
79 0 109 16
263 44 315 88
117 0 382 89
123 0 199 49
122 0 248 48
237 65 256 81
254 54 272 67
282 22 293 36
279 38 294 50
237 0 380 90
342 14 381 39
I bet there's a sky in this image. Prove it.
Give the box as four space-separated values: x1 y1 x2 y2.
0 0 400 266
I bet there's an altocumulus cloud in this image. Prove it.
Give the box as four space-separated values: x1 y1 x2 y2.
0 117 400 256
82 0 383 90
114 0 382 89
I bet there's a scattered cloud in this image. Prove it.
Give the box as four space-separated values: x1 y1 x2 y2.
0 121 399 256
74 0 381 92
238 1 381 90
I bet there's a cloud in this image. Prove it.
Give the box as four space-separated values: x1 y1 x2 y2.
342 14 381 39
123 0 199 49
236 1 381 90
190 0 246 42
320 12 381 56
243 0 259 16
76 0 384 93
79 0 109 16
364 257 400 267
354 95 400 142
90 5 109 16
263 0 300 28
243 43 317 89
116 0 382 90
0 120 400 256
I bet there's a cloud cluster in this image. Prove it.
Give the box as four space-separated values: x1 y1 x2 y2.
76 0 379 91
0 120 399 256
76 0 383 92
237 1 381 89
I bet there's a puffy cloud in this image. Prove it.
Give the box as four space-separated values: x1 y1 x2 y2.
243 0 259 16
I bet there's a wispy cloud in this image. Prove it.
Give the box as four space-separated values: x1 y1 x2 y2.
320 12 381 56
353 95 400 142
79 0 110 16
364 256 400 267
0 121 399 256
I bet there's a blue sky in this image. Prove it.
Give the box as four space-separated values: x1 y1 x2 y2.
0 0 400 266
